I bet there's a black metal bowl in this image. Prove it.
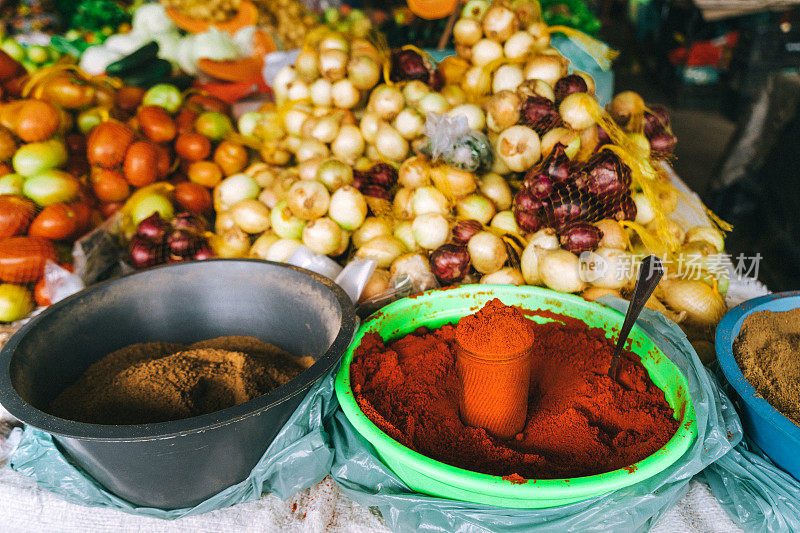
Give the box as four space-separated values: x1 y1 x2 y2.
0 259 357 509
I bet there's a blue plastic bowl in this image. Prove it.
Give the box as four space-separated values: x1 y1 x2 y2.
716 291 800 480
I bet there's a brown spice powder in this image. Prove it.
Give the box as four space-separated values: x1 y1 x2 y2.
734 308 800 426
49 336 311 425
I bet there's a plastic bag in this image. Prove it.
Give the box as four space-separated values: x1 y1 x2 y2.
421 113 493 173
550 34 614 106
9 366 340 519
328 297 741 532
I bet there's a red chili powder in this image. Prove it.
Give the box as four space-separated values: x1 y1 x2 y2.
350 299 680 479
456 298 533 357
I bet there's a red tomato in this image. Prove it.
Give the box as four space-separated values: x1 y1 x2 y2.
175 182 213 214
16 99 60 143
91 168 130 203
214 140 248 176
34 277 51 307
175 108 198 134
87 121 134 169
115 86 145 112
0 236 57 283
28 203 78 240
153 143 172 179
0 195 35 238
138 105 177 144
69 202 92 235
174 132 211 162
99 202 123 218
187 160 222 188
123 141 158 187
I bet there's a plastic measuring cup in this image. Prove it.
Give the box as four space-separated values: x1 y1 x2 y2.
455 340 532 439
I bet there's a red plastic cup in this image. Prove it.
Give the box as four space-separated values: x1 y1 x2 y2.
455 342 532 439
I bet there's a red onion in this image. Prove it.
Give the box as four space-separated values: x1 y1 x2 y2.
369 162 398 188
167 229 197 257
542 143 570 183
527 173 554 200
580 151 631 196
129 236 162 269
136 213 170 243
604 194 637 221
554 75 588 103
391 49 430 82
541 187 587 229
559 222 602 254
452 219 483 244
361 184 391 200
514 206 542 232
648 129 677 154
353 169 369 190
644 105 671 137
430 244 471 283
597 126 611 147
192 240 214 261
172 212 208 234
428 68 444 91
514 188 543 213
520 96 562 134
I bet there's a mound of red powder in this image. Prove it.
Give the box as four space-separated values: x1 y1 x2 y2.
350 300 680 479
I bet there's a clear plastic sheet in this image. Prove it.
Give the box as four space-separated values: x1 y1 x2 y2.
328 297 742 532
8 366 340 519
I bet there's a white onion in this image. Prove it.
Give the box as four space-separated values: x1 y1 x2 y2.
319 49 348 81
520 242 546 285
595 219 628 250
258 187 280 209
471 38 504 66
394 108 425 140
412 213 449 250
411 185 449 216
539 249 585 292
316 158 353 191
284 106 310 137
265 238 302 262
441 84 467 106
355 235 406 268
661 279 726 326
231 199 271 234
347 55 381 90
247 163 278 187
296 139 329 162
319 34 349 53
457 194 496 224
504 31 535 59
448 104 486 131
359 112 383 144
482 5 518 42
334 229 350 256
375 125 409 162
490 210 520 234
417 93 449 116
463 66 492 97
365 144 381 162
331 124 365 163
329 185 367 230
479 173 512 210
495 125 541 172
295 48 319 82
393 220 419 251
369 85 405 120
287 180 330 220
481 267 524 285
431 165 477 198
402 80 430 105
287 79 310 102
311 115 340 143
527 22 551 49
215 173 260 210
210 227 250 258
215 209 236 233
390 253 436 291
393 187 415 219
273 66 297 102
541 127 581 159
398 156 431 189
633 193 655 225
686 226 725 253
468 231 508 274
332 79 360 109
524 55 568 86
352 217 393 248
302 217 343 255
492 64 524 94
559 93 596 130
517 78 555 102
579 247 634 289
454 18 482 46
485 90 520 132
528 227 559 249
271 200 306 239
250 232 280 259
358 268 391 303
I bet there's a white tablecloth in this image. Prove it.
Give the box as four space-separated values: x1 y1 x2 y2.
0 167 770 532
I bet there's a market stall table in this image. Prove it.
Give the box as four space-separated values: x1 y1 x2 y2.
0 169 767 532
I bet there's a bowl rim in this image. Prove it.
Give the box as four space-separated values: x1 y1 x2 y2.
0 259 358 442
335 284 698 500
715 290 800 443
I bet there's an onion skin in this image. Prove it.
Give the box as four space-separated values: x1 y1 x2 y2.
560 222 602 254
129 235 162 269
430 244 470 284
554 75 588 104
136 213 170 243
167 229 197 257
452 219 483 244
519 96 562 134
514 207 542 233
369 163 398 188
390 49 430 83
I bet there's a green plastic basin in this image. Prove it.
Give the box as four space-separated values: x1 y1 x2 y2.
335 285 697 509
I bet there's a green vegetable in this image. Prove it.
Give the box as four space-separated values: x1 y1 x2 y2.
0 174 24 196
120 58 172 88
23 170 80 206
142 83 183 113
0 284 33 323
71 0 130 33
106 41 159 75
13 140 68 177
26 45 50 65
130 193 174 225
0 39 25 62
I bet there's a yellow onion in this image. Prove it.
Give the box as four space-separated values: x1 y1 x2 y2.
481 267 524 285
490 210 520 235
661 279 726 326
685 226 725 253
302 217 343 255
541 127 581 159
524 55 568 86
398 156 431 189
495 125 541 172
582 287 622 301
358 268 391 303
504 31 535 59
559 93 596 130
471 38 504 66
352 216 393 248
249 232 280 259
329 185 367 230
454 18 483 46
355 235 406 268
209 227 250 258
479 173 512 210
468 231 507 274
231 199 271 234
540 248 585 292
265 238 302 262
594 219 629 250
